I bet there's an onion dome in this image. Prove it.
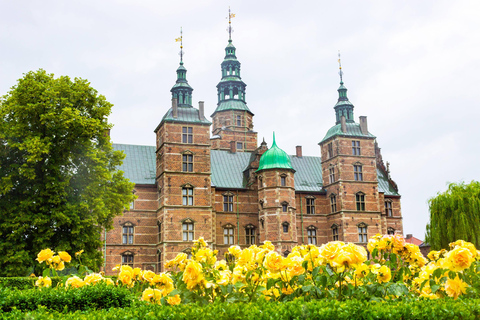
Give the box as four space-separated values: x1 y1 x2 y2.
257 133 294 172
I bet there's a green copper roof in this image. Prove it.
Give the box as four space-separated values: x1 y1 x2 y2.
113 144 399 195
171 82 193 89
112 144 156 185
257 135 294 172
211 100 252 115
320 122 376 144
157 106 211 129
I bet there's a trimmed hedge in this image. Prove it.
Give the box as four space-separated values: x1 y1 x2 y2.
1 298 480 319
0 284 133 312
0 277 63 290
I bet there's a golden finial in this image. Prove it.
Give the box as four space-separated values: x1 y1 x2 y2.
175 27 184 63
338 50 343 83
227 7 236 41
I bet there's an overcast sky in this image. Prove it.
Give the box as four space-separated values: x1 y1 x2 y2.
1 0 479 241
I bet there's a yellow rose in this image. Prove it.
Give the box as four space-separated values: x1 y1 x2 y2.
445 276 468 299
66 276 84 288
166 294 181 305
376 265 391 283
319 241 343 261
193 237 207 248
449 240 477 257
141 288 162 304
343 243 367 265
141 270 156 282
118 265 135 286
238 248 254 266
58 251 72 263
331 250 355 272
228 245 242 258
214 259 228 271
263 251 285 273
165 253 188 271
354 264 370 278
35 276 52 288
75 249 84 257
261 241 275 251
151 273 174 296
55 261 65 271
182 261 204 290
84 273 104 285
36 249 54 263
446 247 475 272
217 270 232 285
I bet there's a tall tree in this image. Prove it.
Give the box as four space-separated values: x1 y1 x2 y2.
425 181 480 250
0 70 135 276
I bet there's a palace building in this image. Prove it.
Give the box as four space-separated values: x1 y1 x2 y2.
102 27 403 274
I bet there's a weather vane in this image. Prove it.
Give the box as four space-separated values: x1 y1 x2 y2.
175 27 184 63
227 7 236 40
338 50 344 83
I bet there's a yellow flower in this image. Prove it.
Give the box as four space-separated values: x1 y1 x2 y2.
166 294 181 305
66 276 85 288
150 273 174 296
445 276 468 299
75 250 84 257
446 247 475 272
193 237 207 248
55 261 65 271
112 264 121 272
261 241 275 251
354 264 370 279
376 265 392 283
35 276 52 288
319 241 343 261
217 270 232 285
141 288 162 304
118 265 135 286
36 249 54 263
141 270 156 282
58 251 72 263
165 253 188 271
214 259 228 271
263 251 285 273
182 261 204 290
84 273 104 285
238 248 254 266
228 245 242 258
449 240 477 257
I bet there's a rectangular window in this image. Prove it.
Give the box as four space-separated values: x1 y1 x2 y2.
352 141 361 155
332 227 339 241
330 195 337 213
122 226 134 244
385 201 393 217
122 254 134 267
281 176 286 186
354 165 363 181
182 126 193 144
306 198 315 214
182 222 194 241
282 204 288 212
182 154 193 172
246 227 255 245
223 195 233 212
356 193 365 211
236 142 243 150
307 229 317 245
282 223 289 233
157 223 162 243
182 187 193 206
327 143 333 158
329 167 335 184
236 115 242 126
358 226 367 243
224 227 234 244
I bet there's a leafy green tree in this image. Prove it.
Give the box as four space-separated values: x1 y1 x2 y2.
0 70 135 276
425 181 480 250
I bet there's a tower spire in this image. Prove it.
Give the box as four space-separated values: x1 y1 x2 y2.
227 6 235 42
171 28 193 107
338 50 343 84
334 51 354 124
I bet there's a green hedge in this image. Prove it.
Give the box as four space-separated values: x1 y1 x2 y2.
0 277 62 289
0 284 133 312
1 297 480 319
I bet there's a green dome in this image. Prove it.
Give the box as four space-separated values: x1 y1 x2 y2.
257 134 294 172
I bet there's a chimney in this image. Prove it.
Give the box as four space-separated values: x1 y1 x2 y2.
296 145 302 157
198 101 204 120
172 98 178 118
359 116 368 135
340 116 347 133
230 141 236 153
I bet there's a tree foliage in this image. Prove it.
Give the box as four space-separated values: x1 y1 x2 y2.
425 181 480 250
0 70 135 276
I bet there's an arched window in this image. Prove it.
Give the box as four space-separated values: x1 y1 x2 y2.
358 223 368 243
307 226 317 245
356 192 365 211
282 222 289 233
387 227 395 235
331 224 339 241
245 224 256 245
122 222 134 245
223 224 235 245
182 219 194 241
183 248 192 259
121 251 134 267
283 250 290 258
282 202 288 213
